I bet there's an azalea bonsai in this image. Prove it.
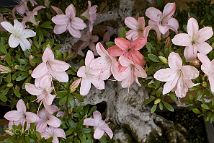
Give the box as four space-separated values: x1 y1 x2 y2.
0 0 213 143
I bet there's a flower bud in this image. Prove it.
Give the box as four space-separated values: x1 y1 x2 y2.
70 78 81 93
158 56 168 64
0 65 11 73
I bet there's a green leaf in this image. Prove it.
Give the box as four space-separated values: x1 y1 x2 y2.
144 96 156 105
106 41 115 47
151 104 157 113
163 101 174 112
201 103 209 110
118 27 126 38
146 42 154 53
159 102 163 110
148 54 160 62
40 21 53 29
192 108 201 114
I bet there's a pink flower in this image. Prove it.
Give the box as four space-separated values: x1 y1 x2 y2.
4 99 39 129
22 6 45 25
36 108 61 133
172 17 213 61
25 79 55 107
83 111 113 139
145 3 179 35
81 1 97 32
78 31 99 56
125 17 151 40
14 0 37 15
31 47 70 83
197 53 214 93
52 4 87 38
107 37 147 66
154 52 199 98
0 20 36 51
41 127 66 143
90 42 115 80
112 56 147 88
77 50 105 96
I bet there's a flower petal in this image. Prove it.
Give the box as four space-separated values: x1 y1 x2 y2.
80 79 91 96
16 99 26 113
47 115 61 128
96 42 109 57
126 30 139 40
71 17 86 30
107 45 123 57
51 15 68 25
67 24 81 38
94 128 105 139
4 111 23 122
91 79 105 90
129 50 145 66
1 21 14 33
25 83 43 95
208 76 214 93
145 7 162 22
54 128 66 138
197 53 211 75
168 18 179 32
181 65 199 79
174 78 188 98
93 111 102 121
50 71 69 82
22 29 36 38
14 20 24 32
172 33 191 46
53 25 67 34
77 66 86 78
124 17 138 30
44 93 56 105
163 75 179 95
197 42 212 55
100 123 113 139
32 63 48 78
154 68 175 82
198 27 213 43
42 47 55 62
163 3 176 18
19 38 31 51
8 35 20 48
132 37 147 50
49 60 70 72
158 25 169 34
83 118 96 126
168 52 182 69
65 4 76 17
184 46 197 61
115 38 130 50
187 17 199 37
85 50 94 66
25 112 39 123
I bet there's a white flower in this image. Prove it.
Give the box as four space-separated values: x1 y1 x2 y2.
1 19 36 51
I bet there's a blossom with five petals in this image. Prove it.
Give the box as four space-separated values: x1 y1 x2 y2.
77 50 105 96
52 4 87 38
197 53 214 93
22 6 45 25
81 1 97 32
107 37 147 66
41 127 66 143
36 108 61 133
83 111 113 139
4 99 39 129
1 20 36 51
145 3 179 35
25 76 56 108
112 56 147 88
172 17 213 61
31 47 70 84
125 17 151 40
154 52 199 98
